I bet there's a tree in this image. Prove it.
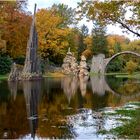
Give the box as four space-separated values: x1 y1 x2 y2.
0 1 31 58
77 24 89 60
52 3 77 27
82 35 93 59
36 8 71 64
92 21 108 56
0 35 6 54
125 60 138 74
121 40 140 71
0 0 28 32
107 34 129 56
77 1 140 37
0 54 12 74
106 56 124 72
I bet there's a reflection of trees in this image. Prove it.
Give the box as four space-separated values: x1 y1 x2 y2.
105 75 140 106
0 81 11 104
106 75 140 96
37 89 76 138
0 82 29 139
1 76 140 139
36 78 77 138
117 79 140 95
105 75 127 92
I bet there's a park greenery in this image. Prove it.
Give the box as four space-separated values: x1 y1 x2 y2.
0 0 140 75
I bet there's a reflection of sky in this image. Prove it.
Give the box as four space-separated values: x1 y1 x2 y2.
27 0 139 41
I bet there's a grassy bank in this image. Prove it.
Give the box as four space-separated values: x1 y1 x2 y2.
115 73 140 79
43 72 65 77
90 72 140 79
0 75 8 80
0 72 65 80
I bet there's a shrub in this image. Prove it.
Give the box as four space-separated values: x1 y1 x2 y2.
0 55 12 74
13 56 25 65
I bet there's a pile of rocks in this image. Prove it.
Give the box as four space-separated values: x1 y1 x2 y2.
8 63 23 81
62 48 90 76
79 55 89 77
62 48 78 75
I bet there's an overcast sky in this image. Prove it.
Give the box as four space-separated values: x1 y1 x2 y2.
27 0 139 41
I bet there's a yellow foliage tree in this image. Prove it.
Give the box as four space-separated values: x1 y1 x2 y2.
82 36 93 59
36 8 71 63
0 35 6 53
107 34 129 57
122 40 140 53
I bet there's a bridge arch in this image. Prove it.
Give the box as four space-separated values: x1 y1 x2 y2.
105 51 140 72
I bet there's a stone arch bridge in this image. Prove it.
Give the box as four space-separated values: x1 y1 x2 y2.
91 51 140 74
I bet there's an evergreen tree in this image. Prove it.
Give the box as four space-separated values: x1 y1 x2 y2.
92 21 108 57
77 24 89 60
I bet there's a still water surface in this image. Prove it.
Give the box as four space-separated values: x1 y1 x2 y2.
0 75 140 139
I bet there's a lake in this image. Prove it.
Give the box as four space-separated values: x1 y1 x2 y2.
0 75 140 139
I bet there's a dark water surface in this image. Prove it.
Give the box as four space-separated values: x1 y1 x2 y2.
0 76 140 139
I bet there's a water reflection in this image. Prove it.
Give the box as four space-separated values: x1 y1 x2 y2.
90 75 116 96
23 81 41 139
79 76 89 97
0 75 140 139
8 81 18 101
0 81 29 139
61 76 78 103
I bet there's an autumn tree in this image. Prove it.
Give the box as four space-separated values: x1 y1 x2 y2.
107 39 140 73
0 1 31 58
0 0 31 74
107 34 129 56
36 8 72 65
122 40 140 53
82 35 93 60
122 40 140 71
77 1 140 37
125 60 138 74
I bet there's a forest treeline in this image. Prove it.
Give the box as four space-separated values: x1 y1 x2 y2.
0 0 140 74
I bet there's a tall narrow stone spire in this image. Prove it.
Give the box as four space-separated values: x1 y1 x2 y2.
21 4 42 80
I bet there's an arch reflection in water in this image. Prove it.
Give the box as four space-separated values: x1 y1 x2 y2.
23 81 41 139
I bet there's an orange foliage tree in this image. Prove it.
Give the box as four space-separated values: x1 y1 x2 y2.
0 1 31 58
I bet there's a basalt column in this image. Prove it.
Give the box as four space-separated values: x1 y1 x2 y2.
21 4 42 80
